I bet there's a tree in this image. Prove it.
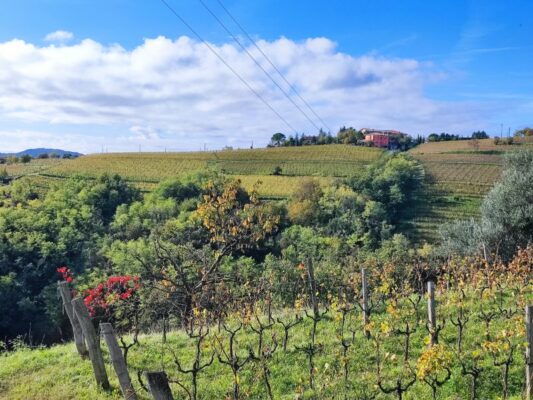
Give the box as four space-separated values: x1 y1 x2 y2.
393 134 414 151
152 178 200 202
271 166 282 176
348 154 423 225
130 179 281 321
337 126 362 144
479 149 533 257
471 131 488 139
84 174 141 225
427 133 439 142
514 127 533 137
438 219 483 257
20 154 32 163
270 132 286 147
428 133 465 142
287 179 323 226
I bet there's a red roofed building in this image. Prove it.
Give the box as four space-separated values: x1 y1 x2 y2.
361 128 406 149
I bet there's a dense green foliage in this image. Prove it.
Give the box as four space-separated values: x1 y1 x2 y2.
0 153 423 343
269 127 415 150
0 175 139 341
427 133 466 142
471 130 489 139
514 127 533 137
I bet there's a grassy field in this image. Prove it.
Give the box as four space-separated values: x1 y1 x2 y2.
408 137 531 154
0 301 526 400
47 145 382 179
1 159 63 178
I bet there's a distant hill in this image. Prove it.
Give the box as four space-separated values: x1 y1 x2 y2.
0 148 82 158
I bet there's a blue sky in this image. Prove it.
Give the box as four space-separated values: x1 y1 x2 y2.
0 0 532 153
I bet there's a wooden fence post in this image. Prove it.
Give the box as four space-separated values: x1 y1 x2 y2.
526 305 533 400
144 371 174 400
58 281 88 358
427 281 437 346
71 298 110 390
100 323 137 400
306 258 319 317
361 268 370 338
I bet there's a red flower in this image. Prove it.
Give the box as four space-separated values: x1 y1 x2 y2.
83 275 141 318
57 266 74 283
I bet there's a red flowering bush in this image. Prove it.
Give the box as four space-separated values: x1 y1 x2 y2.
84 275 141 318
57 266 74 283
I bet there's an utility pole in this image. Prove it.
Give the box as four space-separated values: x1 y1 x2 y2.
500 123 503 138
508 127 511 138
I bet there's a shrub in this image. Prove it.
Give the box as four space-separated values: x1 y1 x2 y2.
0 168 8 182
272 166 282 176
84 275 141 318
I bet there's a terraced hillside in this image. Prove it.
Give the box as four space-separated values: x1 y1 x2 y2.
5 139 531 243
2 158 63 179
40 145 383 197
408 137 533 242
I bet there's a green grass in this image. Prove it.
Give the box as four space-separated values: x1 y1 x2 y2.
1 159 63 179
408 137 533 155
0 300 526 400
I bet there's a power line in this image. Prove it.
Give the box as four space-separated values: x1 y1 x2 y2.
216 0 332 133
198 0 322 133
159 0 297 134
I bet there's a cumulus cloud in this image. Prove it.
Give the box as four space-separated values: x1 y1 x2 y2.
0 35 497 152
44 30 74 43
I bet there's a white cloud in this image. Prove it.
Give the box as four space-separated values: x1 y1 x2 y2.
0 35 499 153
129 125 162 141
44 30 74 43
